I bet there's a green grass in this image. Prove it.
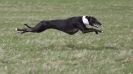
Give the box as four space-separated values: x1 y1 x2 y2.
0 0 133 74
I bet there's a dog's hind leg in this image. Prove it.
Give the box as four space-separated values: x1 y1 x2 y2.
16 21 49 34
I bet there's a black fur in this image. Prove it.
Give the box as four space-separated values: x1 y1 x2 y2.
17 16 102 35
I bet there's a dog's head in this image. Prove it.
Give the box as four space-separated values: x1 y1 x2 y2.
82 16 102 28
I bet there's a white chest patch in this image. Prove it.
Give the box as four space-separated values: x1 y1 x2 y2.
82 16 89 25
82 16 91 28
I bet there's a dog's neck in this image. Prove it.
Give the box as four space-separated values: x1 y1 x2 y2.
82 16 89 25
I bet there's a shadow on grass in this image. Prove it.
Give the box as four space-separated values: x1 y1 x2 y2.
65 44 119 50
44 44 119 51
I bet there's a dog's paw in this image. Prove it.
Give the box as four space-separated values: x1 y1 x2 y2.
16 28 22 31
95 30 103 34
15 28 18 31
95 31 98 34
16 28 25 34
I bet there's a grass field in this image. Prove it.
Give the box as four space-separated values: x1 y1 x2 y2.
0 0 133 74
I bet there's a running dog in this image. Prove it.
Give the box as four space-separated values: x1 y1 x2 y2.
16 16 103 35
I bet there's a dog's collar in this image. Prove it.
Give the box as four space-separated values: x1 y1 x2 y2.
82 16 89 25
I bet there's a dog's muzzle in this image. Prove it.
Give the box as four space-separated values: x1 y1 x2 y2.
93 24 100 28
93 23 103 32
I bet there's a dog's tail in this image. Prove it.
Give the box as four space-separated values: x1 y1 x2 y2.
24 24 32 28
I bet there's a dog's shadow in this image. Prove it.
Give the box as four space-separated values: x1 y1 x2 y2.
64 44 118 50
44 44 118 51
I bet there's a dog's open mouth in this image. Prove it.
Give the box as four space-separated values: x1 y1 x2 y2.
93 24 102 28
92 24 103 32
86 24 102 30
93 24 100 28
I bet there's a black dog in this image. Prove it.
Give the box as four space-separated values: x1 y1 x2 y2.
16 16 103 35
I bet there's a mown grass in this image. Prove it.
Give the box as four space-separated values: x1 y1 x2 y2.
0 0 133 74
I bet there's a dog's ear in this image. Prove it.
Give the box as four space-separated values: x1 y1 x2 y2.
86 16 93 21
85 16 90 20
88 16 96 20
86 16 98 23
85 16 93 25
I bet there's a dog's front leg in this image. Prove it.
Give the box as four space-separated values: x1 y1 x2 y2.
76 24 90 33
76 24 101 34
80 28 102 34
86 28 102 34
